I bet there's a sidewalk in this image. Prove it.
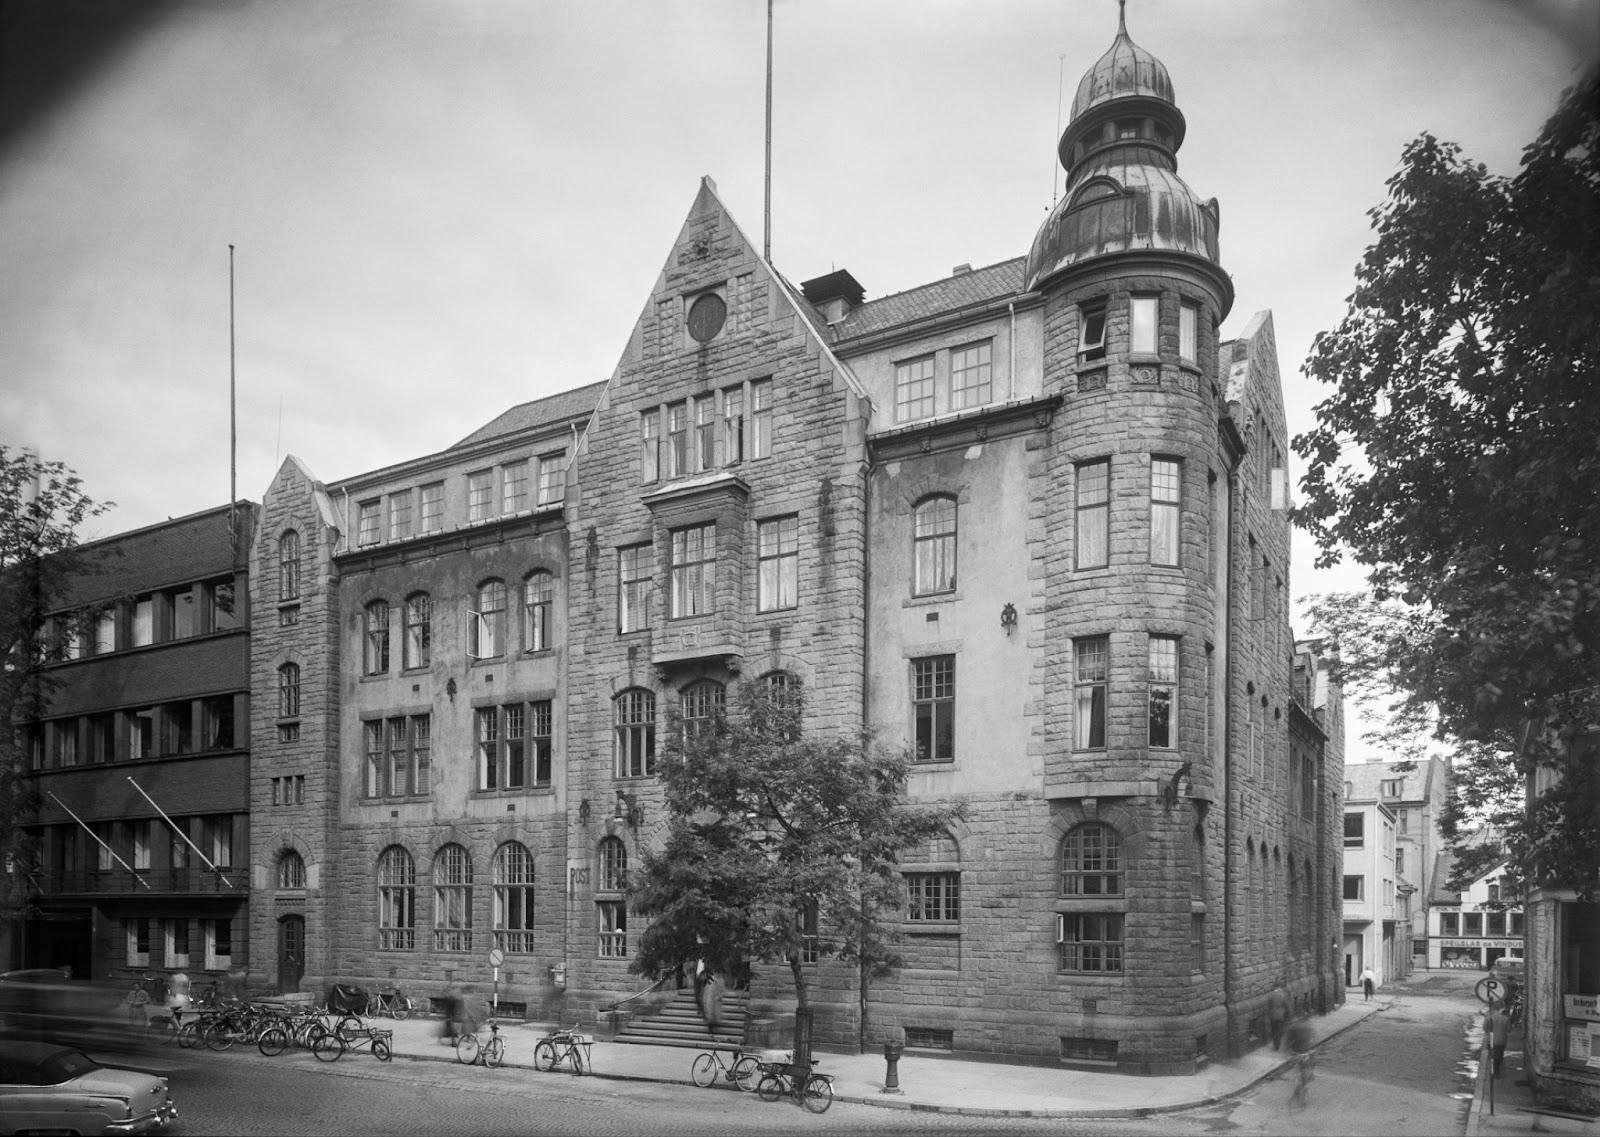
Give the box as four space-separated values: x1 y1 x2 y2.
1470 1022 1599 1137
358 999 1385 1119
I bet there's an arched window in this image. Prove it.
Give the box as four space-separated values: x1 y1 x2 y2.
523 571 553 653
493 842 535 953
278 849 305 890
614 689 655 778
278 663 300 719
1191 824 1205 900
433 843 473 951
912 496 957 596
364 600 390 675
279 531 300 602
680 680 725 741
404 593 431 670
378 845 416 950
471 580 506 659
1059 824 1122 896
597 837 627 959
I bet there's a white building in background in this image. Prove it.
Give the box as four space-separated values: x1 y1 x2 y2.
1427 854 1525 971
1342 796 1398 988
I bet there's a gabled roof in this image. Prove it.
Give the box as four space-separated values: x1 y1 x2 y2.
1430 851 1461 905
833 258 1027 341
451 381 607 450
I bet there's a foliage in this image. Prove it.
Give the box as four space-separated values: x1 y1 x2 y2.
0 446 113 940
1294 73 1600 899
629 678 962 1014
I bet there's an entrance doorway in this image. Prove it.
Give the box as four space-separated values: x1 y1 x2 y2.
277 916 304 994
1344 935 1363 985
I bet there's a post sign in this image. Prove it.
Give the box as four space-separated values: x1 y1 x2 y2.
488 947 505 969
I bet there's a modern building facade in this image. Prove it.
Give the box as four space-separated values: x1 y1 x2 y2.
15 504 255 986
248 12 1344 1073
1341 796 1398 989
1344 756 1449 976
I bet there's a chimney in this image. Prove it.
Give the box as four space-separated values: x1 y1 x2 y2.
800 269 866 325
952 263 972 275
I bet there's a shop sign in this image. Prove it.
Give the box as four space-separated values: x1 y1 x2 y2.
1439 938 1520 948
1565 994 1600 1023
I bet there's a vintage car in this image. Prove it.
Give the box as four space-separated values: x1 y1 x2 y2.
0 1040 176 1135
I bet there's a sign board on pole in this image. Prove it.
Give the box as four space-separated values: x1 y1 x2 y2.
488 947 505 969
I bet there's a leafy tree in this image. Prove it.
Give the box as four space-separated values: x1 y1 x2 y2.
629 678 961 1051
1294 72 1600 899
0 447 112 966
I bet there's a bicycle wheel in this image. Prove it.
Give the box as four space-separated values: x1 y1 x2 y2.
756 1073 785 1102
145 1016 177 1046
204 1019 235 1051
456 1033 480 1064
337 1014 364 1041
567 1044 587 1075
394 997 413 1021
373 1038 392 1063
691 1052 718 1087
801 1074 834 1114
732 1055 762 1092
313 1031 345 1063
484 1036 505 1069
533 1040 557 1072
257 1027 287 1057
175 1020 200 1049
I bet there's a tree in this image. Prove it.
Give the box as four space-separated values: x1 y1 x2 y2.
1294 72 1600 899
0 446 112 966
629 678 961 1052
1302 592 1524 892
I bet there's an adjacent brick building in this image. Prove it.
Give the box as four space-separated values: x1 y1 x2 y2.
246 11 1344 1072
15 504 255 987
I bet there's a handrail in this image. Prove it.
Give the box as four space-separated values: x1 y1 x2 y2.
598 975 670 1013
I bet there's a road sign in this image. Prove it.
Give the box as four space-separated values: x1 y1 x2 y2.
488 947 505 968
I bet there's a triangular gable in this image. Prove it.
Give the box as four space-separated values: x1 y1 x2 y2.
574 176 867 464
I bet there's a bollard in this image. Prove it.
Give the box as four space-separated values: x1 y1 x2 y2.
882 1040 905 1095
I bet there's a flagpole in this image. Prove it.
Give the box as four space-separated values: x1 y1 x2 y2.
126 776 233 886
46 792 150 890
229 244 238 564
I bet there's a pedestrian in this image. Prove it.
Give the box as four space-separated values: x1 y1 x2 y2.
1267 986 1290 1050
1359 966 1376 1001
700 971 725 1033
440 981 463 1046
1484 998 1510 1077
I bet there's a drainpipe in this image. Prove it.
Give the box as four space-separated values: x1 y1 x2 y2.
1007 303 1017 402
1222 463 1238 1051
858 444 874 1055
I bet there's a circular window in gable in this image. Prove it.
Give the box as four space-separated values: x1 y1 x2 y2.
686 292 727 343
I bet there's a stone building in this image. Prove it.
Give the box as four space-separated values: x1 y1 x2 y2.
247 11 1343 1072
1427 853 1525 971
15 504 255 986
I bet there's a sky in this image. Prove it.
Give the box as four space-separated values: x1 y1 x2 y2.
3 0 1596 761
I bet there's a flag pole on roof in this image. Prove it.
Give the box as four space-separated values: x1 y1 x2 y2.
764 0 773 262
229 244 239 566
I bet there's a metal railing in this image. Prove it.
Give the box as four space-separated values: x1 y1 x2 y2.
32 868 247 895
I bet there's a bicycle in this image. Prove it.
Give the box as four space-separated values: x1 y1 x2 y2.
533 1024 591 1075
456 1019 505 1068
755 1058 834 1113
370 986 414 1020
691 1046 762 1091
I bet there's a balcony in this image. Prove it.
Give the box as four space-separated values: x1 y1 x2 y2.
32 868 248 897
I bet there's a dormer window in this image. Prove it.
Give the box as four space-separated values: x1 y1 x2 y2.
1079 302 1107 363
1115 119 1141 140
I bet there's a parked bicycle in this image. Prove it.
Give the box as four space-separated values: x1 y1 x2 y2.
456 1019 505 1068
691 1046 761 1091
754 1057 833 1113
370 986 414 1020
533 1024 591 1075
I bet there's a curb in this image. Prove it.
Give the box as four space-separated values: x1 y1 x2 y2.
372 1001 1386 1120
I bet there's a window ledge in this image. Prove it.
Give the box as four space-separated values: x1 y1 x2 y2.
469 786 556 798
903 591 960 609
902 922 961 935
1054 898 1127 913
1053 971 1126 984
